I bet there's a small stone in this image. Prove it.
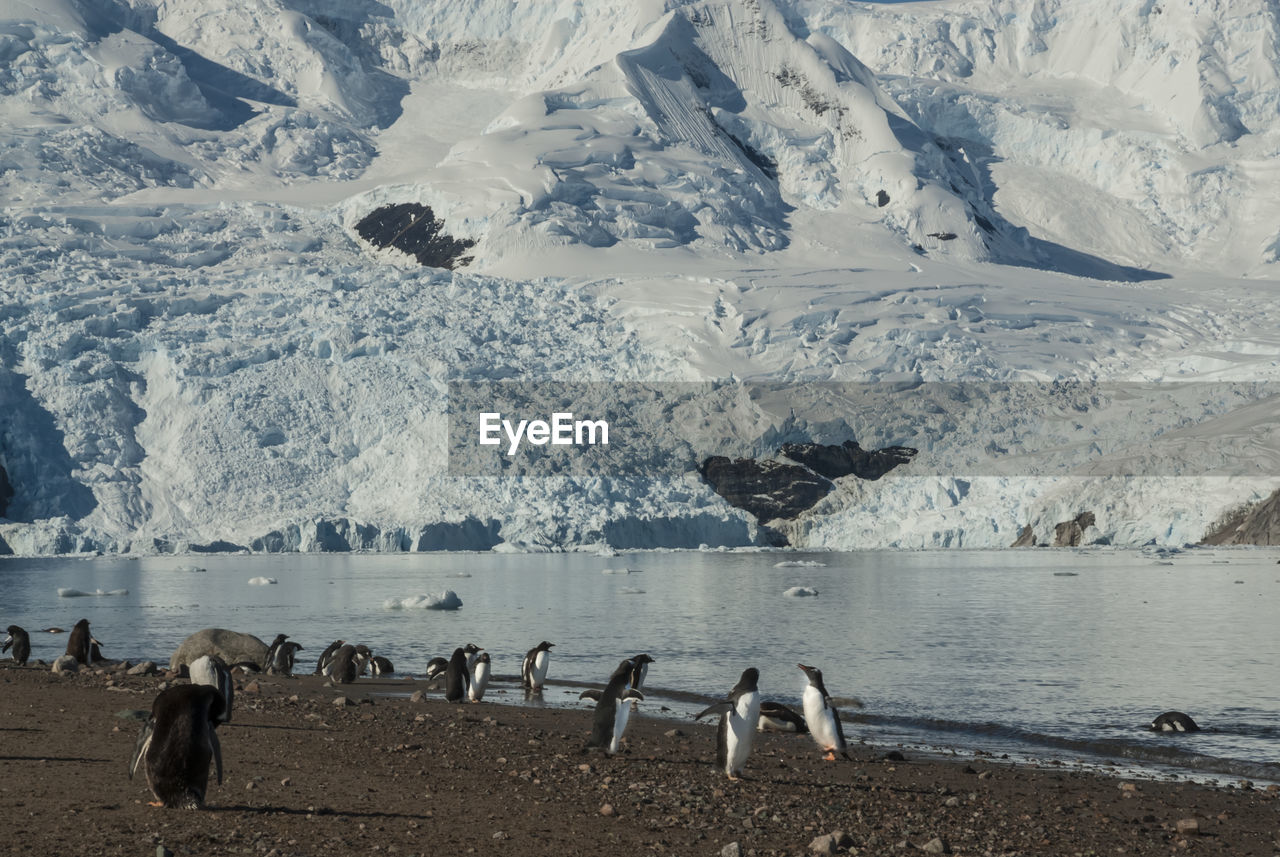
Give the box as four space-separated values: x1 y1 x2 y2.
333 696 353 707
1175 818 1200 836
243 681 261 694
665 729 685 738
578 764 592 773
492 831 508 841
808 833 838 855
410 691 425 703
127 661 157 676
245 781 257 791
51 655 79 674
921 837 948 854
977 771 992 780
157 847 174 857
281 778 291 787
600 803 616 817
720 842 742 857
1119 782 1138 792
944 796 960 807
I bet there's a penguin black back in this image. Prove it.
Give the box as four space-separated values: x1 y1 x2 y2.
3 625 30 666
445 647 470 702
129 683 225 809
314 639 344 675
66 618 92 665
1150 711 1200 732
263 634 288 671
584 658 639 752
328 644 358 684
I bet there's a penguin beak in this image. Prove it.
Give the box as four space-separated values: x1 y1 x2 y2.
92 637 103 646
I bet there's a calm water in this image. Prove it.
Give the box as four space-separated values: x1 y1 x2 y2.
3 547 1279 783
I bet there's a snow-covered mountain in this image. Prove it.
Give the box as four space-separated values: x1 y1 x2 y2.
2 0 1280 555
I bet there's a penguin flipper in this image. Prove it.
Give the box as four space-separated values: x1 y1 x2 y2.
579 690 603 701
211 730 223 786
128 720 154 780
695 702 733 721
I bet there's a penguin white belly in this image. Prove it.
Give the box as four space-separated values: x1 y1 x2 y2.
469 661 490 701
725 692 761 776
531 651 550 688
609 697 633 755
189 657 216 688
803 686 840 751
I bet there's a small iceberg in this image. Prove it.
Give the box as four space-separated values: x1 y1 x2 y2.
621 587 646 595
57 588 129 597
774 560 827 568
783 586 819 598
602 568 640 575
450 572 472 578
384 590 463 610
175 565 207 573
248 577 277 586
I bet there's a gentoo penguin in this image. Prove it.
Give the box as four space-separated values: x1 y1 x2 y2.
326 644 359 684
1150 711 1200 732
314 640 345 675
370 655 394 676
695 668 762 779
354 645 374 676
522 641 554 691
464 643 484 672
263 634 288 671
129 683 225 809
66 618 97 665
188 655 234 724
582 658 644 756
3 625 30 666
267 642 304 676
468 652 491 702
628 653 655 692
89 641 109 663
424 656 449 683
445 647 470 703
757 701 808 734
798 663 850 761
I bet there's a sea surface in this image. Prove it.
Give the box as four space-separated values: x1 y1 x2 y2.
3 547 1279 785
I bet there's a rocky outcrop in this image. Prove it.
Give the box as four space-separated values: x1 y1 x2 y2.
170 629 269 671
249 517 502 552
700 457 834 523
1010 525 1037 547
0 461 12 518
779 441 917 481
355 203 475 269
1202 488 1280 545
1053 512 1096 547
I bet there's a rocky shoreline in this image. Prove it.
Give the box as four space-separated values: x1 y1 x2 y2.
1 663 1278 857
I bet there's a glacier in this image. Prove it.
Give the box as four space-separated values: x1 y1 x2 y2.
2 0 1280 555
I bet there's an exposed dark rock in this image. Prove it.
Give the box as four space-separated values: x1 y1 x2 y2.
355 202 475 269
875 189 890 207
927 232 958 241
780 440 917 481
0 461 12 517
1202 487 1280 545
1053 512 1096 547
1010 524 1037 548
700 456 833 523
190 539 246 553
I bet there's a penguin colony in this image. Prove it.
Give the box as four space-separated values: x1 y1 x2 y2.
0 619 1209 807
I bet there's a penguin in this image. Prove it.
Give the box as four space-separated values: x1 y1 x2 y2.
268 642 304 676
354 645 373 676
582 658 644 756
628 653 655 692
89 641 109 664
263 634 288 671
1150 711 1200 732
66 618 97 665
798 663 850 761
757 701 808 734
314 640 345 675
188 655 234 724
3 625 30 666
370 655 394 676
695 667 762 779
464 642 484 672
424 656 449 682
325 644 359 684
522 641 554 691
445 647 470 703
129 683 225 809
468 652 491 702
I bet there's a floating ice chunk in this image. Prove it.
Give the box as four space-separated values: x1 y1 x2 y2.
383 590 463 610
57 588 129 597
175 565 207 573
783 586 819 598
621 587 646 594
248 577 278 585
774 560 827 568
602 568 640 574
450 572 472 578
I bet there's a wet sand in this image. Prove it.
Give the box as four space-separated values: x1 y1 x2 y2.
1 662 1277 857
